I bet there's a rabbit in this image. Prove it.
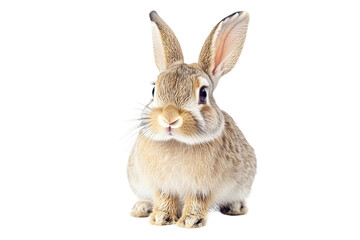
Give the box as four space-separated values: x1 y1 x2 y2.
127 10 256 228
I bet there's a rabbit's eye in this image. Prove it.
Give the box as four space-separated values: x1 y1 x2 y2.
152 87 155 97
199 86 207 104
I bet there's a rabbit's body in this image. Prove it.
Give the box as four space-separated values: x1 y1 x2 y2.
128 11 256 228
128 110 256 206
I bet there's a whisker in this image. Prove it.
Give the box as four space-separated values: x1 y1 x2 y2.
122 124 142 138
125 118 151 123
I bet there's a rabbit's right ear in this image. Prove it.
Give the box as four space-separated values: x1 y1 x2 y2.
199 12 249 87
150 11 184 72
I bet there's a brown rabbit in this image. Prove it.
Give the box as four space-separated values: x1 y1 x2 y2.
127 10 256 228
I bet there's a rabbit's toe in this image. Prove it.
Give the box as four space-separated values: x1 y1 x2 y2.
149 211 178 225
177 214 206 228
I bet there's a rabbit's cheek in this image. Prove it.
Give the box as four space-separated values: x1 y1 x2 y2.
200 105 219 128
177 111 197 136
200 105 214 120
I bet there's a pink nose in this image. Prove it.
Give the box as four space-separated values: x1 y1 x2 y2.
158 115 183 129
170 118 180 126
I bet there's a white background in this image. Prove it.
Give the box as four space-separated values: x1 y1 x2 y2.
1 0 359 239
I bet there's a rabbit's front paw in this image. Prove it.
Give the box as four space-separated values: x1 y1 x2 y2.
149 211 178 226
177 214 206 228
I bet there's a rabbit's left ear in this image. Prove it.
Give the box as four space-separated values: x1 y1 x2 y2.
150 11 184 72
199 12 249 87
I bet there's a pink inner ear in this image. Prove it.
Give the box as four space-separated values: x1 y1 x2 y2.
213 18 242 75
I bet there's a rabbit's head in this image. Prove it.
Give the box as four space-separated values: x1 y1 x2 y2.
140 11 249 145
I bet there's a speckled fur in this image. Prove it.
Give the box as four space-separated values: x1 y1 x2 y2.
127 11 256 228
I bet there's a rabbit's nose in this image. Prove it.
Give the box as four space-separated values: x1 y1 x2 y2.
159 104 183 129
158 115 183 129
169 116 183 128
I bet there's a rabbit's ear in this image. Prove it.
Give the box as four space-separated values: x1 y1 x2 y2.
199 12 249 87
150 11 184 72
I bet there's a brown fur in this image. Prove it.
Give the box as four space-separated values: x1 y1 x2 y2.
198 23 218 78
128 11 255 228
150 11 184 71
156 64 203 106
